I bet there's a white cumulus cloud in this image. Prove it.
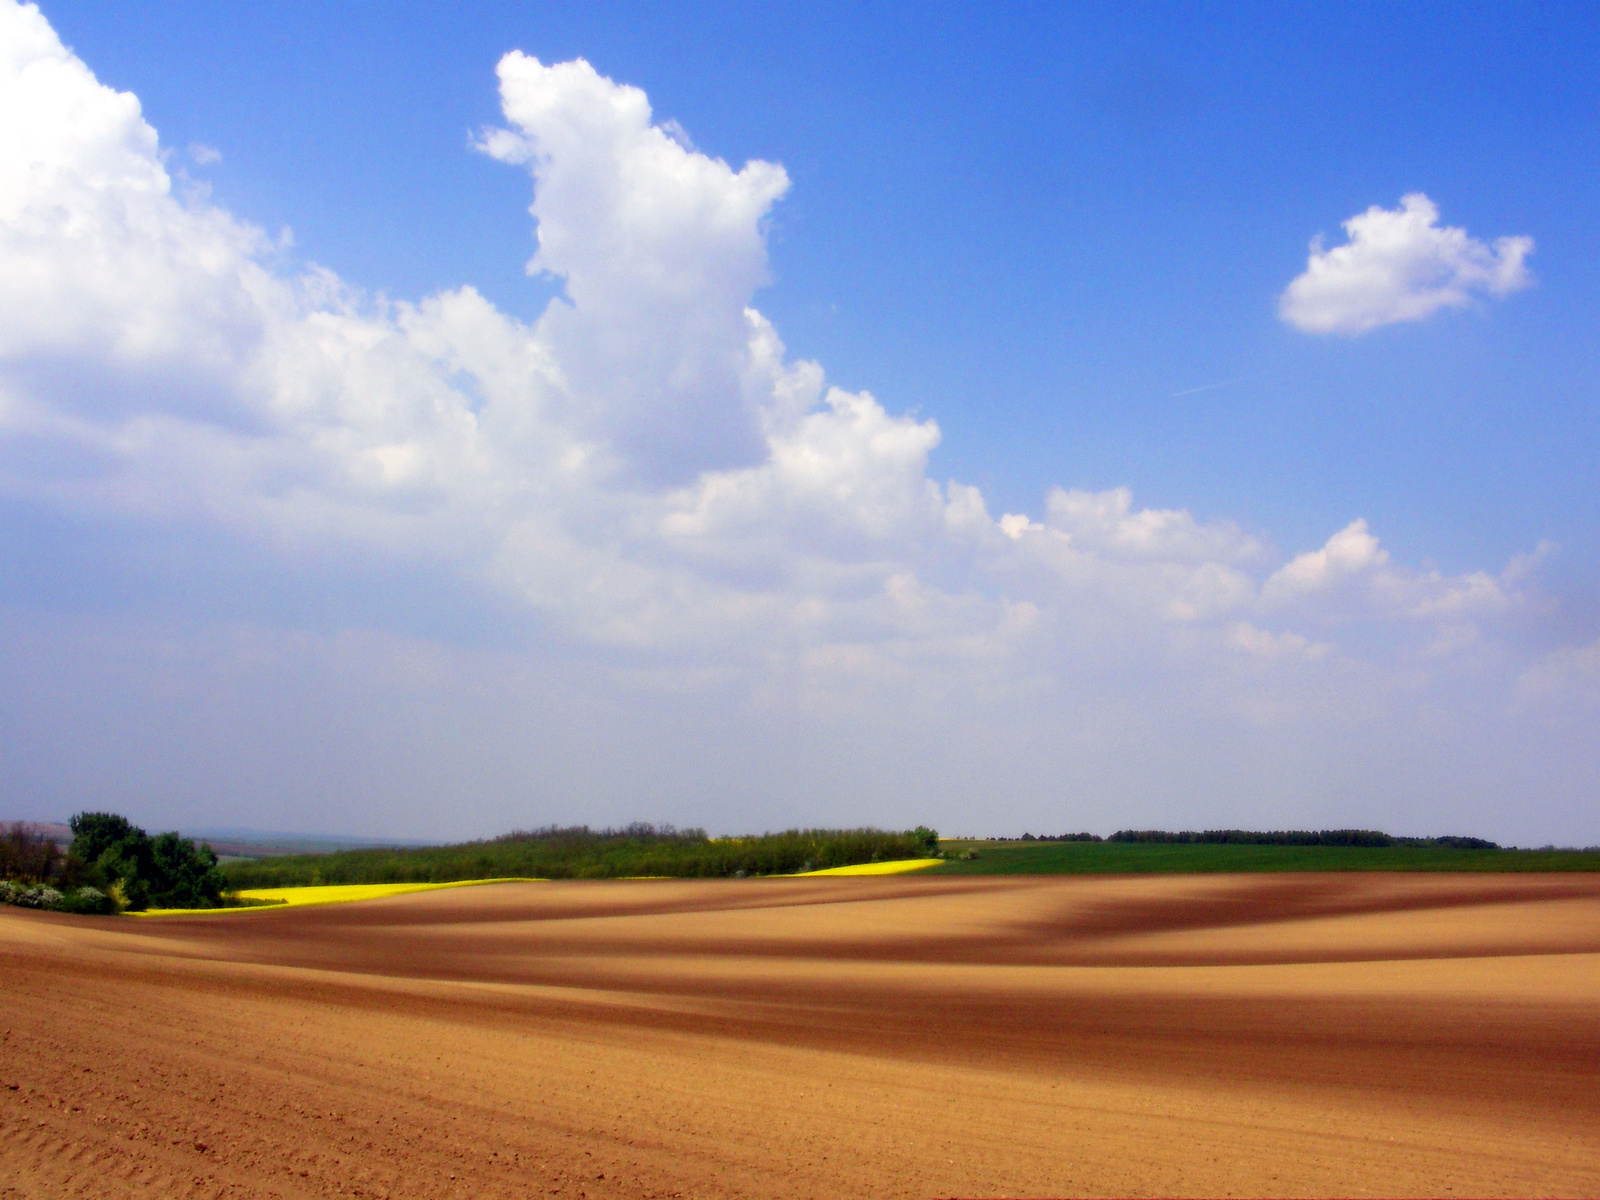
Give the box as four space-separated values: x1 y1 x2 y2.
1279 193 1533 335
1260 519 1519 621
477 53 791 483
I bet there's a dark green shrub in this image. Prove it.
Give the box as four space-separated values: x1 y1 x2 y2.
52 887 117 915
147 832 225 908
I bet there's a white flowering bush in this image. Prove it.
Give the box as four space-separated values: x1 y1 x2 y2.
0 882 63 908
0 881 116 913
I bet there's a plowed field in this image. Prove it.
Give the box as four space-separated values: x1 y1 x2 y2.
3 873 1598 1199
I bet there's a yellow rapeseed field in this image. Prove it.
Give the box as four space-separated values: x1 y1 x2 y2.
129 862 943 915
795 859 945 876
129 878 543 916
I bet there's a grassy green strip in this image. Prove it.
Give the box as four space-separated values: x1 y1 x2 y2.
932 841 1600 874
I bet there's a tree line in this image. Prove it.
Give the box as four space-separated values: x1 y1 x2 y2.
4 816 942 909
1104 829 1499 848
988 829 1498 848
223 824 940 888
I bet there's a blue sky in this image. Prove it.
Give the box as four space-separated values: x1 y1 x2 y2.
2 1 1597 841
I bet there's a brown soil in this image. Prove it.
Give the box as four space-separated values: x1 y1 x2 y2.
3 873 1598 1199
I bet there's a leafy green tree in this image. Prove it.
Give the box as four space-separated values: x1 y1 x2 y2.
70 811 153 909
68 812 149 869
148 831 225 908
67 811 224 910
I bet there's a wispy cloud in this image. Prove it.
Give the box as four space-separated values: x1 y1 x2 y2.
1166 371 1274 398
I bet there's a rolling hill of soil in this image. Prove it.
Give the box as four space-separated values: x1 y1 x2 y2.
4 872 1598 1198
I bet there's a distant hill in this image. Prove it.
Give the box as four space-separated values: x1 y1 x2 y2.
179 828 441 859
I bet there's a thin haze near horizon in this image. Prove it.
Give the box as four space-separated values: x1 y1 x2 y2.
1 1 1597 844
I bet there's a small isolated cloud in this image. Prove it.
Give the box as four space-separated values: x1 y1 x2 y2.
188 142 221 165
1279 193 1532 335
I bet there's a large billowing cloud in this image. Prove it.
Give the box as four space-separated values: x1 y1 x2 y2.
1279 193 1533 335
0 1 1592 842
476 53 791 482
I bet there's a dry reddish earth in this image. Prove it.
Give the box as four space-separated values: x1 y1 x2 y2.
3 873 1598 1199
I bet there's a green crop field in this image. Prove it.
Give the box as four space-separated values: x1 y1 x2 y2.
932 840 1600 874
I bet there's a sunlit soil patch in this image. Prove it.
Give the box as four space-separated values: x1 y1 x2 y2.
130 877 543 915
796 859 944 876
